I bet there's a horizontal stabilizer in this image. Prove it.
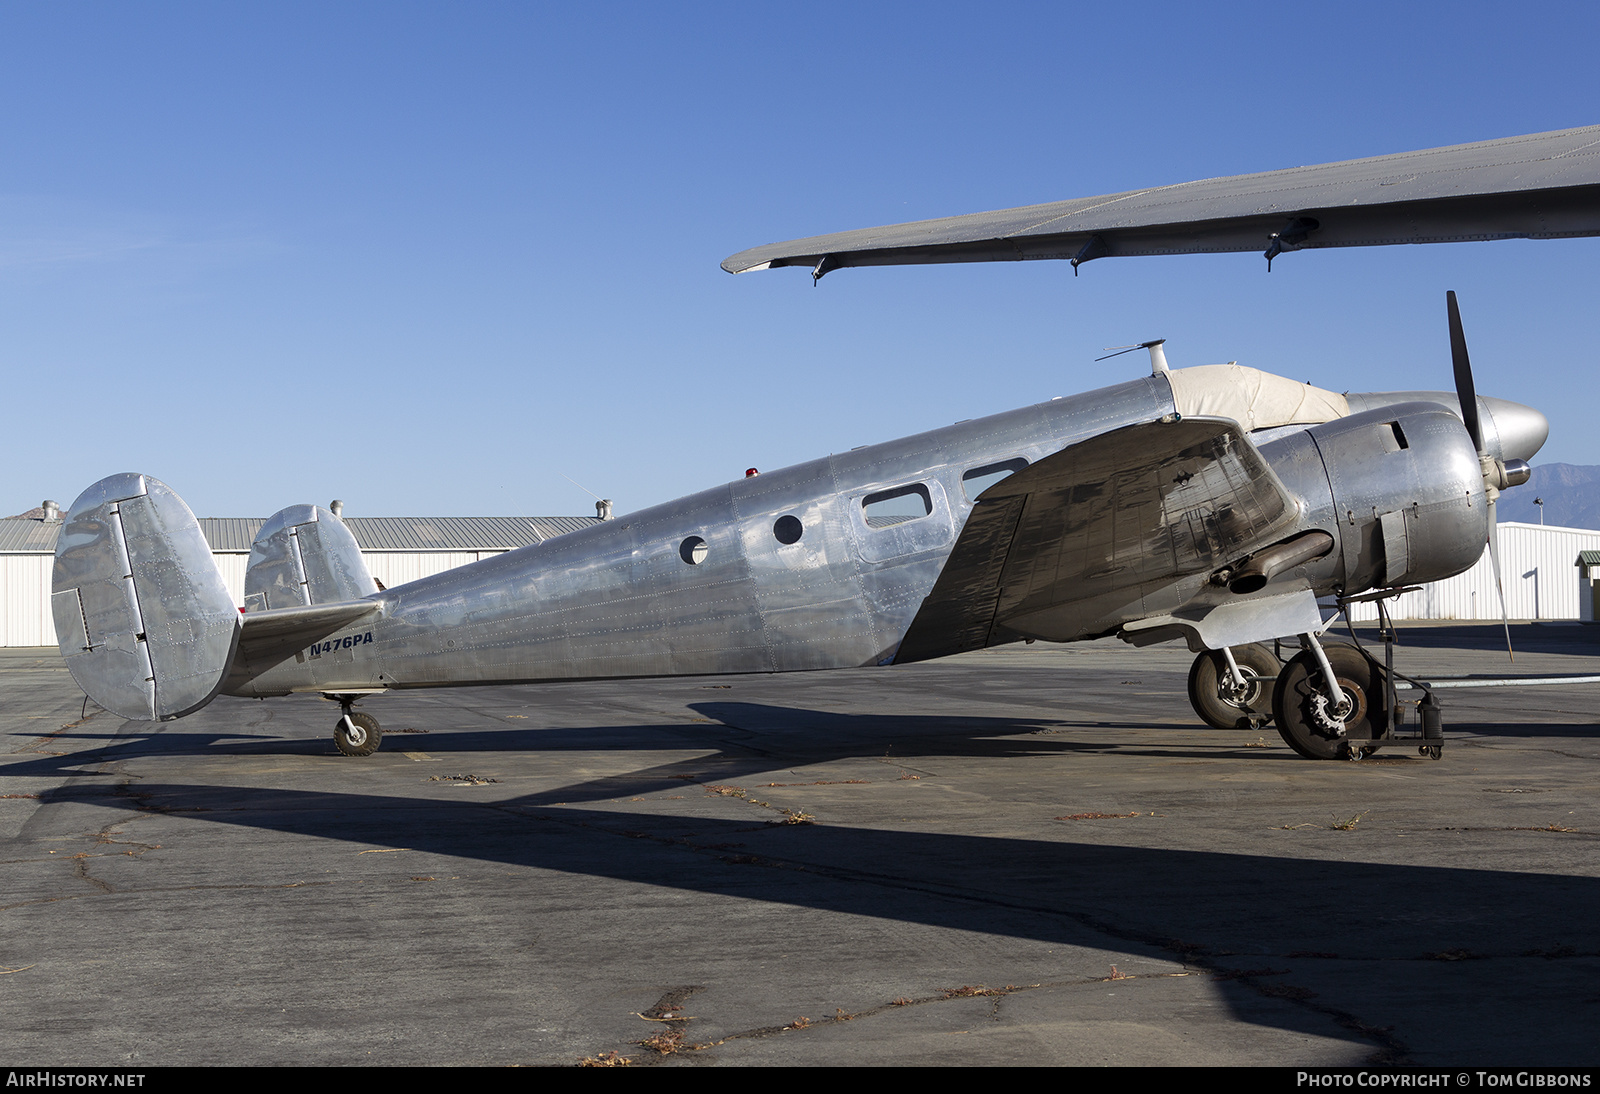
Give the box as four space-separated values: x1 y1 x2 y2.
235 599 382 669
244 504 378 612
52 474 239 721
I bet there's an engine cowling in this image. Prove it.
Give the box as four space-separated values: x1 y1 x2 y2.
1302 402 1490 593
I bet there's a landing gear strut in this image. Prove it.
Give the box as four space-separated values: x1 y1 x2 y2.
1272 641 1383 760
330 696 382 757
1271 592 1446 761
1187 643 1281 729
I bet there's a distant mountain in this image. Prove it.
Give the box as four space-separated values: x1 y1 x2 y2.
1496 463 1600 530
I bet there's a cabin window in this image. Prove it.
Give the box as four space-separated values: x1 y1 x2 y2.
849 478 955 563
961 457 1029 501
679 536 708 565
861 484 933 528
773 515 803 544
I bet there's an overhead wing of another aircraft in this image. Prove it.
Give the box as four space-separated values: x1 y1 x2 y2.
722 125 1600 278
894 416 1303 663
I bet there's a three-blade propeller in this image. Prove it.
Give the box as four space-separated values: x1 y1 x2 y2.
1447 291 1514 661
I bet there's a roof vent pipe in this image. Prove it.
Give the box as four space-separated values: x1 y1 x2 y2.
596 499 614 521
330 500 345 518
41 500 60 521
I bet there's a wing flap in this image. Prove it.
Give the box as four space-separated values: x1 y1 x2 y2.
891 494 1025 662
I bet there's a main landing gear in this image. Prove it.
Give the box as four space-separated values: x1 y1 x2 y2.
1273 641 1381 760
1188 596 1445 760
1187 643 1281 729
329 695 383 757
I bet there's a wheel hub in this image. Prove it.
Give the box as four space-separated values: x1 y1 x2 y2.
1217 675 1251 705
1308 681 1362 734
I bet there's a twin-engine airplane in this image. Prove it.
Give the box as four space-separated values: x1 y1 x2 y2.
52 127 1591 760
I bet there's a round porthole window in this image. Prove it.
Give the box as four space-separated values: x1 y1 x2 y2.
773 515 803 545
680 535 708 565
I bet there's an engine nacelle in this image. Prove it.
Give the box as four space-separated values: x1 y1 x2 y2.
1302 402 1489 594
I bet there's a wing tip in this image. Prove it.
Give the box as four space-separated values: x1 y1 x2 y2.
720 254 776 275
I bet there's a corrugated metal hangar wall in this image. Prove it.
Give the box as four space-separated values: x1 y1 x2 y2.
1346 523 1600 622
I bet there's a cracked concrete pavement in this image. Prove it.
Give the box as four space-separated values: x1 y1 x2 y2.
2 623 1597 1065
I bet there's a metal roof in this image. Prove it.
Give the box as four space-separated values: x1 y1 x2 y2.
0 519 63 553
199 518 269 552
341 515 600 551
0 515 602 554
1578 550 1600 568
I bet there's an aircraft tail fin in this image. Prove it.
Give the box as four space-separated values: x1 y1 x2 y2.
51 474 240 721
243 505 377 612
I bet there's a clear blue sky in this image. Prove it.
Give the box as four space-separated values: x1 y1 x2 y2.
3 1 1597 518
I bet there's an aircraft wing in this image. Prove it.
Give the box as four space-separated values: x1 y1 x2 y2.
723 125 1600 277
894 416 1301 663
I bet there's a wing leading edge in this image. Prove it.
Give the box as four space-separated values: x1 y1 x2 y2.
894 416 1302 663
723 125 1600 277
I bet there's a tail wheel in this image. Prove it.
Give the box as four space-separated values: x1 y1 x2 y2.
1187 643 1281 729
334 712 382 757
1272 643 1386 760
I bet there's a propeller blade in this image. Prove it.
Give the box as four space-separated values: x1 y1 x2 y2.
1487 497 1514 662
1447 290 1485 454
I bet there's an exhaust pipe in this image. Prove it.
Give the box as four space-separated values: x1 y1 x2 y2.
1227 531 1336 595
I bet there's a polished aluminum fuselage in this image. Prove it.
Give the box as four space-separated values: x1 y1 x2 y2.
223 375 1539 697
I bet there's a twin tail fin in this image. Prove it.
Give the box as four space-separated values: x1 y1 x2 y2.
243 504 377 611
53 477 386 722
51 474 239 721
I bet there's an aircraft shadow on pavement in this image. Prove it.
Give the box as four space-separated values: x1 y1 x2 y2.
16 686 1600 1062
4 695 1358 791
32 772 1600 1063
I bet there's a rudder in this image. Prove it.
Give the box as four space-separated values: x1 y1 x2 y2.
52 474 240 721
243 504 377 612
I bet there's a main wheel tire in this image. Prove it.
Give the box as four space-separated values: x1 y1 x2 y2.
1272 643 1386 760
334 712 382 757
1187 643 1281 729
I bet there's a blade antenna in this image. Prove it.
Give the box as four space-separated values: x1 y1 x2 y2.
1096 339 1168 373
1095 344 1143 361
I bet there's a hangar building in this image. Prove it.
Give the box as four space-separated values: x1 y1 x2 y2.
1345 522 1600 623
